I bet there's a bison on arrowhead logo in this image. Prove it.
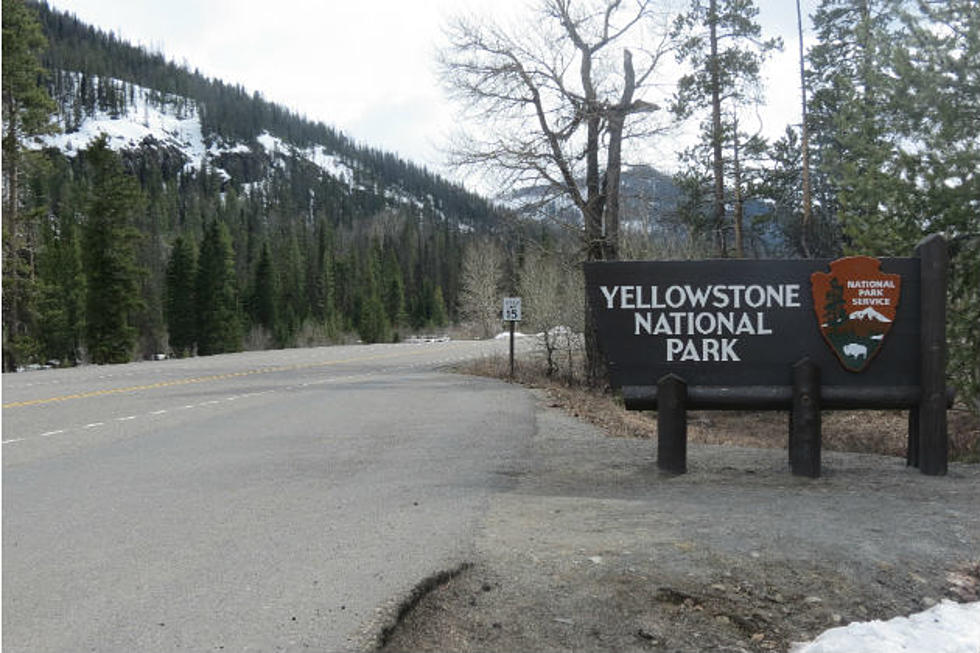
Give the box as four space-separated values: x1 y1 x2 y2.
811 256 901 372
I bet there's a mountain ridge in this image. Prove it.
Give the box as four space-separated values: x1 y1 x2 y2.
30 0 500 231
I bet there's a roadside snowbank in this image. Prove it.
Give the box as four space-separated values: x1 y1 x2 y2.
790 600 980 653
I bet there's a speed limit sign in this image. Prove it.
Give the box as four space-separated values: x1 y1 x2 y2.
502 297 522 322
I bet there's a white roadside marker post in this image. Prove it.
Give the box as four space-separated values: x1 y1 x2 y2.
502 297 522 380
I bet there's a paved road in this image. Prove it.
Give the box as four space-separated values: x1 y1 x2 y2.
2 340 534 652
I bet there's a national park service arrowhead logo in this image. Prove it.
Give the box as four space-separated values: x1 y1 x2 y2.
811 256 901 372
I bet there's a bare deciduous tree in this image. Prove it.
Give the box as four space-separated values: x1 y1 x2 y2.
440 0 675 384
518 246 584 381
459 237 505 339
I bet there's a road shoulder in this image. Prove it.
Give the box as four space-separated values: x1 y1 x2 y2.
380 389 980 652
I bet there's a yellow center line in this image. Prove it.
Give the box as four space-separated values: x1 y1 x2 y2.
3 345 470 409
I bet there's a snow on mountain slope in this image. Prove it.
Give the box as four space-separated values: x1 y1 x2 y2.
27 73 357 187
28 74 205 171
254 130 353 186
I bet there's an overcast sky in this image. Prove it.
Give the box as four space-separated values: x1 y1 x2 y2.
47 0 820 181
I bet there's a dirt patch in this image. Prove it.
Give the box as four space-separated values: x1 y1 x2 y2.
380 386 980 653
541 383 980 462
376 563 474 650
382 558 974 653
459 351 980 461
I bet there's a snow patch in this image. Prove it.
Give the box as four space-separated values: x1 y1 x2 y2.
30 75 207 169
306 145 352 183
495 331 529 339
790 600 980 653
255 130 355 183
217 141 252 155
256 130 282 154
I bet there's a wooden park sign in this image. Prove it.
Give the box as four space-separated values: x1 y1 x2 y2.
584 235 951 477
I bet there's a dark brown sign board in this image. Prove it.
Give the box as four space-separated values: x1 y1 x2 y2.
585 258 919 389
584 235 950 477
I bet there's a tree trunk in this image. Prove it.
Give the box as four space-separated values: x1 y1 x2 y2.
570 15 607 387
732 113 744 258
3 110 23 337
602 49 638 262
709 0 727 257
797 0 813 257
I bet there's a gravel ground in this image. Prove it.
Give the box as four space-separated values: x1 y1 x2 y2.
380 390 980 652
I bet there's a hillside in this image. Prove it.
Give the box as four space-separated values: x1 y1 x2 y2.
31 1 497 230
3 1 508 370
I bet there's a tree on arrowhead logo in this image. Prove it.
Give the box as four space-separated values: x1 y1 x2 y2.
810 256 901 372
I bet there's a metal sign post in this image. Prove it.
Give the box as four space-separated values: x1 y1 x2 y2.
502 297 522 379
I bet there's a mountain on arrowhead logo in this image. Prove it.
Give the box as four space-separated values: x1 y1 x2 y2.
811 256 901 372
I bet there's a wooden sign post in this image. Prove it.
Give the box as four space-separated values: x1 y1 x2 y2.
914 235 949 475
585 235 951 477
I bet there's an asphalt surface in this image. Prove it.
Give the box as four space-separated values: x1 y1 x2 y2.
2 340 532 652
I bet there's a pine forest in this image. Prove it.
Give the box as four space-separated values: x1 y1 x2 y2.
4 0 506 368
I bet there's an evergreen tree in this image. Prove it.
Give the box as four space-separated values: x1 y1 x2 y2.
761 127 841 257
430 285 448 329
196 220 242 355
357 291 389 344
37 214 85 364
134 193 168 359
807 0 910 253
381 245 406 334
310 221 338 335
164 234 197 357
81 135 144 364
892 0 980 408
250 241 279 336
333 250 357 333
672 0 781 257
2 0 58 369
356 244 390 344
669 166 717 253
2 0 57 220
277 227 306 343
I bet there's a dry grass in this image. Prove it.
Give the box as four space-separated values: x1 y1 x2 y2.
459 352 980 462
